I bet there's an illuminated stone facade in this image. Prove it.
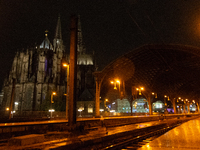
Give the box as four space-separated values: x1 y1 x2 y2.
1 16 96 112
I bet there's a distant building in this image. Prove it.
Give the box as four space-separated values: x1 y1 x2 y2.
1 16 96 114
107 98 149 113
152 100 165 113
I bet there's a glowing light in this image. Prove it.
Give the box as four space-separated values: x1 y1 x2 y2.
147 144 150 148
116 80 120 83
11 111 15 114
49 109 55 112
52 92 56 95
6 107 9 111
63 63 69 67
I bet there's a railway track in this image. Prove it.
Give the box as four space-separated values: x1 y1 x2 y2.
1 116 197 150
102 125 176 150
103 124 178 150
79 123 179 150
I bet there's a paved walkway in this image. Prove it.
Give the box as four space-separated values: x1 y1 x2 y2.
138 117 200 150
0 116 198 150
0 120 163 150
0 116 148 127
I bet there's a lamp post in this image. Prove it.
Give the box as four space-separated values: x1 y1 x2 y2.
50 92 56 118
136 87 144 96
110 79 120 91
164 95 168 114
104 99 108 111
63 63 70 120
111 79 121 100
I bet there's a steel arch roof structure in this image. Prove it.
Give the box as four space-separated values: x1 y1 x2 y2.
96 44 200 101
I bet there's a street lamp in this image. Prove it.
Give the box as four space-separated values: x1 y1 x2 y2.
78 107 84 117
50 92 56 118
104 99 109 111
164 95 168 106
136 87 144 95
11 110 15 118
152 92 157 98
110 79 120 90
63 63 70 120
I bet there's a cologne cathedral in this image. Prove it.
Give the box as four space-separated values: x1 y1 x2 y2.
1 16 96 112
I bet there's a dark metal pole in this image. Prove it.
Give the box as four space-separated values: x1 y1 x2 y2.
66 65 69 119
9 78 15 119
69 15 78 126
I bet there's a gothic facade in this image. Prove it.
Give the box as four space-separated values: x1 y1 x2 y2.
1 16 96 112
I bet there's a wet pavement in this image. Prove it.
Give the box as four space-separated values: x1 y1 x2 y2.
0 116 198 150
0 120 163 150
138 117 200 150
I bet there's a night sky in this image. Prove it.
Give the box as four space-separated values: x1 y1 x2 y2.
1 0 200 89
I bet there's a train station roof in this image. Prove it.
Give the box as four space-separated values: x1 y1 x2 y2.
96 44 200 101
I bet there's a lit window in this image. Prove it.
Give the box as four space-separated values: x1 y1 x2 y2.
88 108 93 113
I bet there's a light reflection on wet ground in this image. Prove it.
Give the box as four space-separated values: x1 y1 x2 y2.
138 118 200 150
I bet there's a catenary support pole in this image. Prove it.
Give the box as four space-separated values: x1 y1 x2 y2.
66 65 69 119
172 98 177 114
68 15 78 126
147 95 152 115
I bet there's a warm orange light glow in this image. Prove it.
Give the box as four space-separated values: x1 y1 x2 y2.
110 81 114 84
116 80 120 83
63 63 69 67
152 92 155 95
105 99 108 102
164 95 167 98
52 92 56 95
178 97 181 99
141 87 144 90
136 88 139 91
6 107 9 111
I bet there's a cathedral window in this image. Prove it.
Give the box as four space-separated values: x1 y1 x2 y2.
88 104 93 113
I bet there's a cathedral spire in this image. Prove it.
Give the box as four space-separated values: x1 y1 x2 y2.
53 15 64 52
55 15 62 40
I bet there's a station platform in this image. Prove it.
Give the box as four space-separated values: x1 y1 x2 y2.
0 116 197 150
139 117 200 150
